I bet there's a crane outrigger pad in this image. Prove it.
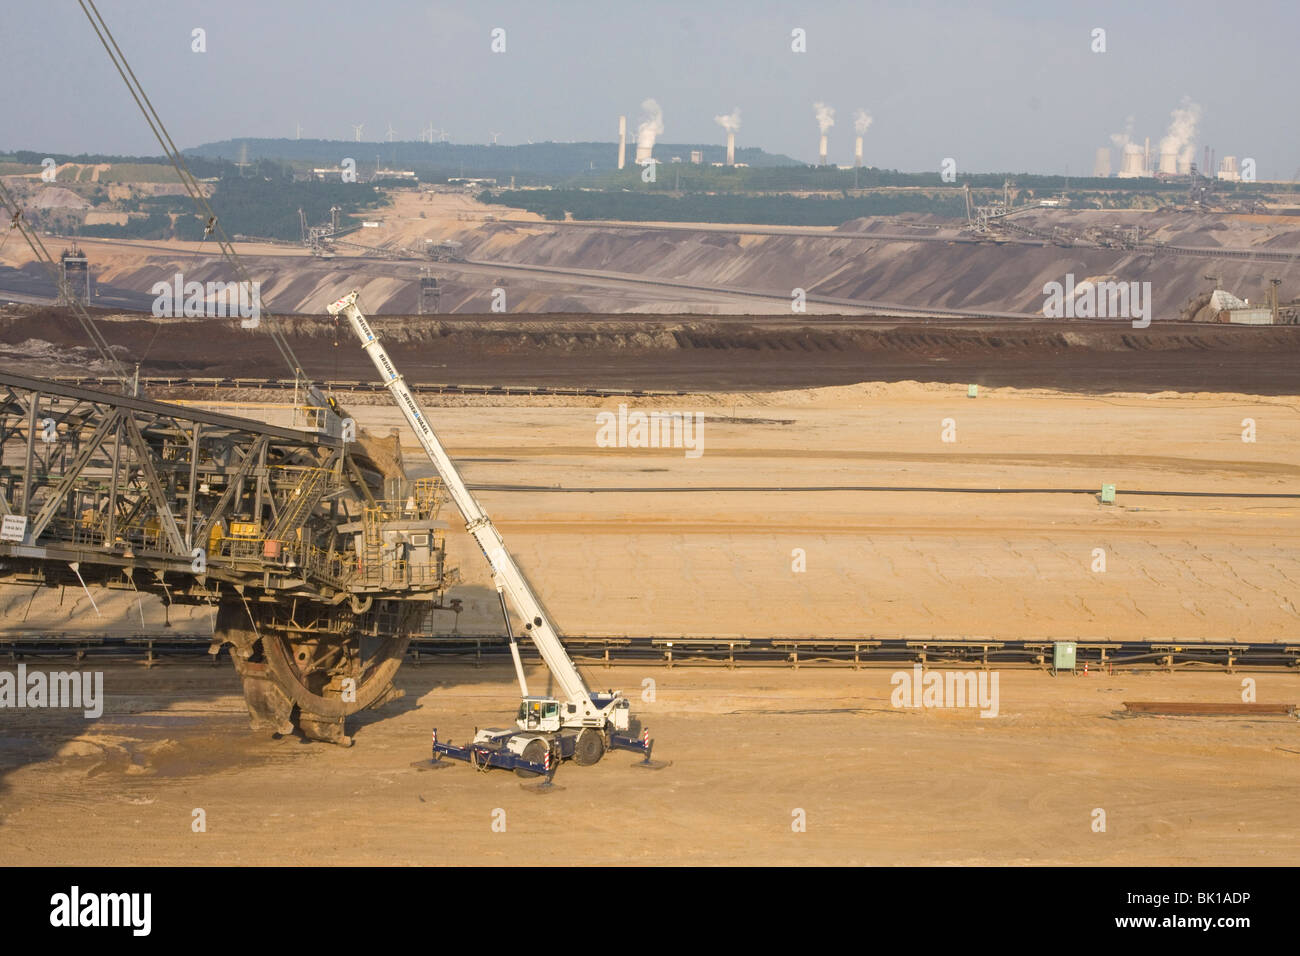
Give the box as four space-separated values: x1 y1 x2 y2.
409 758 454 772
612 731 671 770
631 759 673 770
519 775 564 794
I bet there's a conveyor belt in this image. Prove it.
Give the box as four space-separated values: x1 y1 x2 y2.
3 632 1296 671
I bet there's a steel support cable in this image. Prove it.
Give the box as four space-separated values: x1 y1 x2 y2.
77 0 308 385
0 178 133 392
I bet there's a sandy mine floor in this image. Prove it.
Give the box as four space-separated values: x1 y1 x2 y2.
1 662 1297 866
182 381 1300 642
7 380 1299 641
2 380 1297 864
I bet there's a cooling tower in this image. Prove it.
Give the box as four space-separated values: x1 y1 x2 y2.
1117 147 1146 178
618 115 626 170
726 132 735 166
818 134 828 165
1093 147 1111 177
1158 151 1178 174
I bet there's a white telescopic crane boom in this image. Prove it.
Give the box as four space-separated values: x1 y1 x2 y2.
327 292 599 717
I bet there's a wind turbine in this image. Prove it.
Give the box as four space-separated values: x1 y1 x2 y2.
351 123 364 142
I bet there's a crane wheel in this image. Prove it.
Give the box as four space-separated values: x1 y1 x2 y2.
573 728 605 766
515 738 549 779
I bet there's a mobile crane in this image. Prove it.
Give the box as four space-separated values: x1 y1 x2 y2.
327 291 652 775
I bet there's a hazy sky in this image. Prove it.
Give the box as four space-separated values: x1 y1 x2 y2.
6 0 1298 177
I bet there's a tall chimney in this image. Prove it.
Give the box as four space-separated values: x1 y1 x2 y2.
854 136 864 167
819 134 828 165
1144 136 1150 175
726 131 735 166
618 115 626 170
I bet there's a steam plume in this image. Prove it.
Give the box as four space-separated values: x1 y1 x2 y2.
714 108 741 133
636 98 663 159
1109 115 1134 150
813 102 835 133
1160 97 1202 170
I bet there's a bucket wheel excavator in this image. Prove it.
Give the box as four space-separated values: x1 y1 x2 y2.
0 364 462 746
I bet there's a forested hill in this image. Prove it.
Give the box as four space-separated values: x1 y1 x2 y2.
186 138 800 176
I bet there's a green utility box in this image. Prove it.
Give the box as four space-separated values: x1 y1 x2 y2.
1100 483 1116 504
1053 641 1077 675
967 384 979 398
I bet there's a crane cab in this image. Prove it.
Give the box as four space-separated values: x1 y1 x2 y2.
517 696 562 732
